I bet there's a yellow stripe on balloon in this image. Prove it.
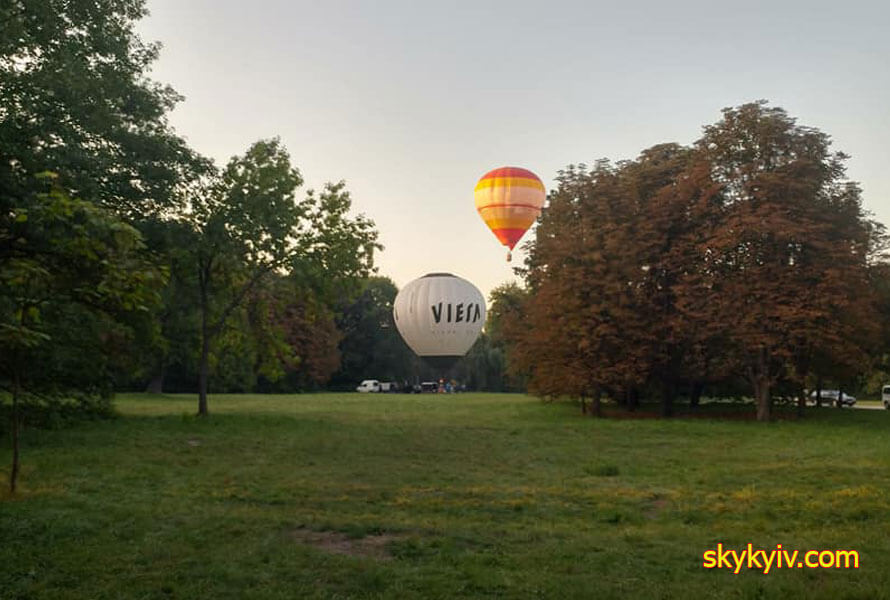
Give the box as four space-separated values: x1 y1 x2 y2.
474 177 546 192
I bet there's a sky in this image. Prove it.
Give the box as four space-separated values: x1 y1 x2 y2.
137 0 890 302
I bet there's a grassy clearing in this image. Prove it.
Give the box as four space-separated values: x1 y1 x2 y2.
2 393 890 599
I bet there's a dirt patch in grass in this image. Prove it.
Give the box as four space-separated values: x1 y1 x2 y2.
289 528 405 560
644 496 669 520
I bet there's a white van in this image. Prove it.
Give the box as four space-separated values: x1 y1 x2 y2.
882 385 890 409
356 380 381 393
808 389 856 407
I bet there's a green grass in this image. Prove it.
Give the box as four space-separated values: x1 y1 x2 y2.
2 393 890 599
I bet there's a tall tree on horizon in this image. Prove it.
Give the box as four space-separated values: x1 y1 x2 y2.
675 102 881 421
188 138 379 416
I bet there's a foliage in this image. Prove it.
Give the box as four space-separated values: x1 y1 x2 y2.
329 276 416 388
186 139 380 414
511 103 882 420
0 0 209 217
451 283 528 392
0 177 163 490
251 276 343 392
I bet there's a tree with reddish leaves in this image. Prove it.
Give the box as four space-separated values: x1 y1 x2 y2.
676 102 880 421
512 155 679 415
510 102 883 421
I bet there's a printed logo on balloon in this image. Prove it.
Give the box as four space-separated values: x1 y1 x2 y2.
393 273 486 371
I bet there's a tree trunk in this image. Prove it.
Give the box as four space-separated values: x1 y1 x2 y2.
593 389 603 418
197 262 210 417
9 371 20 494
754 378 771 422
660 382 675 417
628 388 639 412
797 388 806 418
198 332 210 417
752 347 772 422
145 368 165 394
690 381 703 410
617 388 627 408
579 396 587 415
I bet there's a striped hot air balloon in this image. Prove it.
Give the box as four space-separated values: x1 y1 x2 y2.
474 166 545 261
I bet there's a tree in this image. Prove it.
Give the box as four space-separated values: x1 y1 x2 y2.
513 150 693 414
1 0 210 401
0 175 162 492
112 217 202 394
253 280 343 391
0 0 208 218
329 277 415 388
511 102 882 421
510 162 622 410
446 282 532 393
187 139 379 415
676 102 880 420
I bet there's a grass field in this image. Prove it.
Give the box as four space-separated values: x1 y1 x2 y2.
3 393 890 599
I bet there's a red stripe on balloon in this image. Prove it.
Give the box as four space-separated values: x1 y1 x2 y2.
491 228 528 250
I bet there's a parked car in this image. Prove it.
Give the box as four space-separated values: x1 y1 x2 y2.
882 385 890 409
420 381 438 393
356 379 381 393
808 389 856 407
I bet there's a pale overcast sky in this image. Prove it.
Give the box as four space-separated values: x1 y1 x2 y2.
137 0 890 301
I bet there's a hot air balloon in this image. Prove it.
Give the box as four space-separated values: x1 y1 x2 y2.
393 273 486 370
474 166 546 261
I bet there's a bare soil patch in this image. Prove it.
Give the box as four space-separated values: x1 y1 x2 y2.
644 496 669 520
289 528 405 560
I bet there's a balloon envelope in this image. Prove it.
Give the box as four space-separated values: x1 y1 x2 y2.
474 166 545 254
393 273 486 369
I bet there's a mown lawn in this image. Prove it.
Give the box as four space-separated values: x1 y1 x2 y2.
2 393 890 599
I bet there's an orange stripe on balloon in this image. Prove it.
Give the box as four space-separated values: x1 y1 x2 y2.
476 202 542 211
483 213 537 224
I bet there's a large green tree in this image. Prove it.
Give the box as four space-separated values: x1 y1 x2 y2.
0 0 208 217
0 176 162 492
1 0 210 403
188 139 379 415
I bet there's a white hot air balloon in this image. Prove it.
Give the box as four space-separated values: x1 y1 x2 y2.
393 273 486 369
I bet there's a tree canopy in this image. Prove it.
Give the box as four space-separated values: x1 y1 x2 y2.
509 102 884 420
0 0 208 217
